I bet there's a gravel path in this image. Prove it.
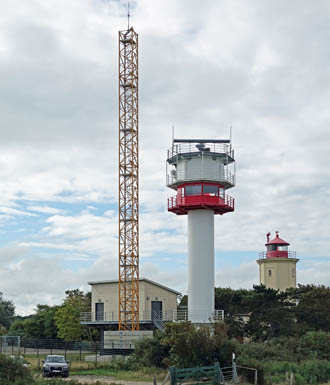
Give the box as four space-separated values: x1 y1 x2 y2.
64 375 153 385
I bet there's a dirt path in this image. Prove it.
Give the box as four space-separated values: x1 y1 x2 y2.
65 375 153 385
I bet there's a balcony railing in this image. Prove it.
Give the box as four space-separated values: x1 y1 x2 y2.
167 169 235 188
167 143 234 162
80 309 224 323
168 193 235 211
258 251 297 259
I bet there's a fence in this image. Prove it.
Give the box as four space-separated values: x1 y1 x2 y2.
80 309 224 323
0 337 132 361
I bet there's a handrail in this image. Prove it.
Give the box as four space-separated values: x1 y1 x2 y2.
168 193 235 210
167 170 235 187
80 309 224 323
167 143 234 160
258 251 297 259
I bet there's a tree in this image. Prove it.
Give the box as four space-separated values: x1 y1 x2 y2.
8 319 27 337
293 285 330 333
215 287 251 316
0 325 7 336
55 289 91 341
34 304 59 338
244 285 296 341
161 321 235 368
0 292 15 329
8 305 59 338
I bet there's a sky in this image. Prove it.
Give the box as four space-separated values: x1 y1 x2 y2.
0 0 329 315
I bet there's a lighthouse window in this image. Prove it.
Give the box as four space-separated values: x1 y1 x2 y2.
267 245 277 251
203 185 218 196
292 268 295 278
185 185 202 196
268 269 272 277
278 245 288 251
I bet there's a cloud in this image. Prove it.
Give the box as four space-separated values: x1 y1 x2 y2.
0 206 36 217
0 244 29 265
27 206 65 215
0 0 329 314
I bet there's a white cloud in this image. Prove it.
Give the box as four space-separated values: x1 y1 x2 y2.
0 0 329 314
0 206 36 217
27 205 65 215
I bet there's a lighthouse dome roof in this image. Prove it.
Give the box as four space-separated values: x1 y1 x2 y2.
265 232 290 246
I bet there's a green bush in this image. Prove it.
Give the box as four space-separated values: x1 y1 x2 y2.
238 359 330 385
130 332 169 368
129 321 237 369
0 354 34 385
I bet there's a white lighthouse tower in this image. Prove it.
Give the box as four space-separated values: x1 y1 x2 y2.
167 139 236 323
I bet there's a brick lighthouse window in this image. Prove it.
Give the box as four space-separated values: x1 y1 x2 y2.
268 269 272 277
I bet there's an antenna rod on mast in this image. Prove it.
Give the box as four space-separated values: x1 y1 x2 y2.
230 122 232 144
127 2 130 30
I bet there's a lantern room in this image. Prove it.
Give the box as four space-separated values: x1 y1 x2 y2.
262 231 296 259
167 139 236 216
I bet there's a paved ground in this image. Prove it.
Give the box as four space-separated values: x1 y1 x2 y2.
64 375 153 385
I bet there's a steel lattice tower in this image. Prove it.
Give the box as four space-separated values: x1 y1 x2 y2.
118 27 139 331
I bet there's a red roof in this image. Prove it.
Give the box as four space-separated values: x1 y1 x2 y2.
265 232 290 246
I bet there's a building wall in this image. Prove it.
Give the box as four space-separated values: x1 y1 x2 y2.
176 157 225 183
91 280 178 321
257 258 299 291
91 282 118 321
142 281 178 321
104 330 153 349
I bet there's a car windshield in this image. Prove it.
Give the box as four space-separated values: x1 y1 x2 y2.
46 356 65 363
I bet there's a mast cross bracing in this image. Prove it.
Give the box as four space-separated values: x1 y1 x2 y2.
118 27 139 331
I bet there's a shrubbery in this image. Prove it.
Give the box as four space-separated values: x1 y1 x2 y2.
130 321 237 369
128 323 330 385
0 354 116 385
0 354 34 385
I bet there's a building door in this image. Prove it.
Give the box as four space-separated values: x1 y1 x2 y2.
95 302 104 321
151 301 162 320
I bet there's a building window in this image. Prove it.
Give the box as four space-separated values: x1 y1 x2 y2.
292 268 295 278
278 245 288 251
185 185 202 196
268 269 272 277
267 245 277 251
203 184 218 196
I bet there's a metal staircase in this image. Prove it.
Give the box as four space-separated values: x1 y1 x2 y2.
152 311 165 330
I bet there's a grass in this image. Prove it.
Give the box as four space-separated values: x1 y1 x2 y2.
25 356 91 371
70 367 167 382
19 354 166 382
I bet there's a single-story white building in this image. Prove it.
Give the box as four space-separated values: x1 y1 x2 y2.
81 277 182 329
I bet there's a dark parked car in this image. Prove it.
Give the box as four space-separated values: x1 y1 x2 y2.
42 355 69 378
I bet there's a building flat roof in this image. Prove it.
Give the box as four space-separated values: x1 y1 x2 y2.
87 277 181 296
